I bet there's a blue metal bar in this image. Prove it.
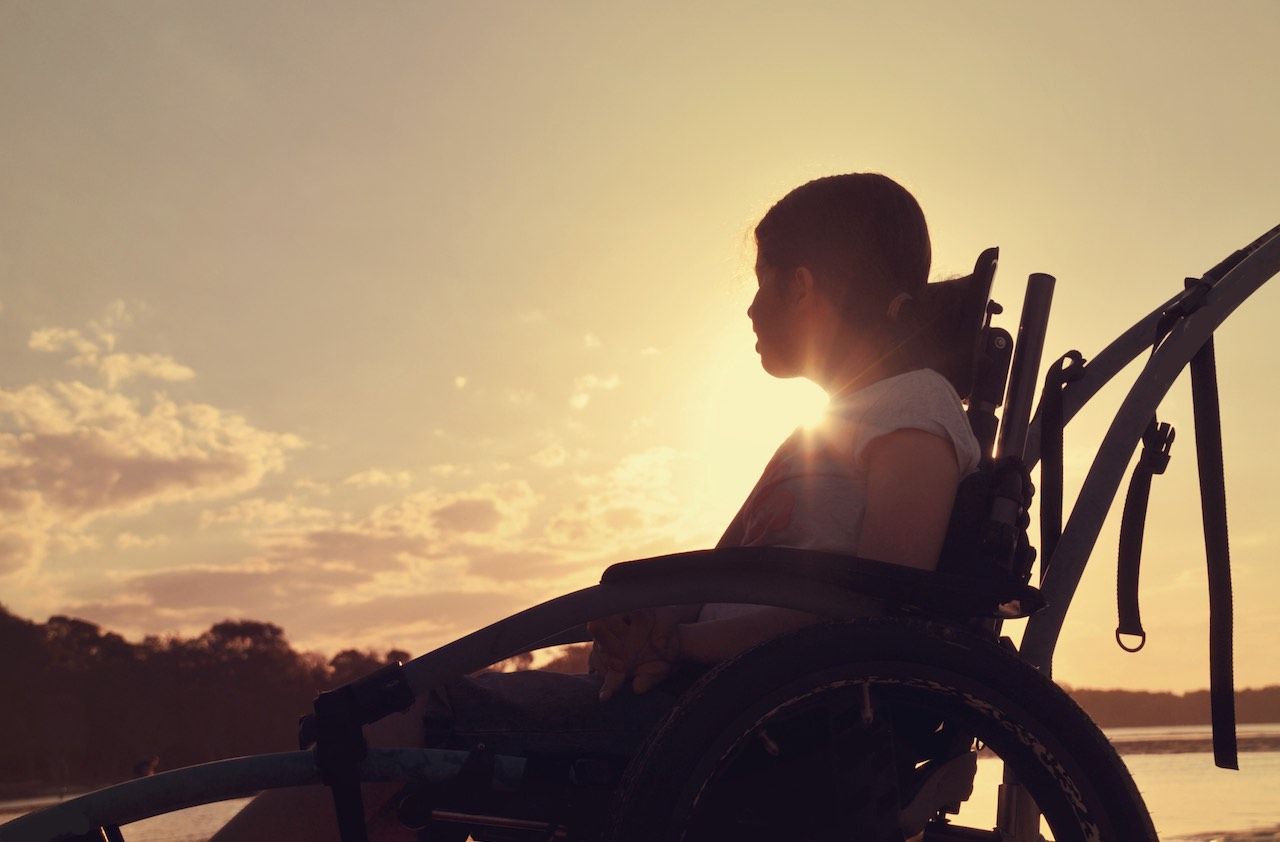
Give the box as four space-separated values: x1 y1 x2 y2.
0 749 520 842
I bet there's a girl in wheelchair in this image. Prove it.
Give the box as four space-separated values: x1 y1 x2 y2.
214 172 981 841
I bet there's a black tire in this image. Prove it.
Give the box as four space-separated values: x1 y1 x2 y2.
606 617 1156 842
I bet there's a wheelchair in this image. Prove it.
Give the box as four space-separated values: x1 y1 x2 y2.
3 223 1277 842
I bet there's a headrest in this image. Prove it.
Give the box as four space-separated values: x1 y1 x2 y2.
926 247 999 399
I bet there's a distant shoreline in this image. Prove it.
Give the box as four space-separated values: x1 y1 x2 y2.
1109 731 1280 756
1175 825 1280 841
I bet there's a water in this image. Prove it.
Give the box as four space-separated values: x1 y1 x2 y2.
4 725 1278 840
0 797 252 842
955 744 1280 840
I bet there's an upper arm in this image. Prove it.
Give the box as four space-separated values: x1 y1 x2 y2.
857 428 961 571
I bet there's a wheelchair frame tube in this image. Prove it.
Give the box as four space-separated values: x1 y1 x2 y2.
1020 288 1181 471
997 273 1056 461
1020 229 1280 676
0 749 524 842
1023 222 1280 470
396 564 888 696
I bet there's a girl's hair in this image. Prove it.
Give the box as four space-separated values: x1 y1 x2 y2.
755 173 971 389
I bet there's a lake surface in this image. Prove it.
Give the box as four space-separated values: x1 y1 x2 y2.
4 724 1278 840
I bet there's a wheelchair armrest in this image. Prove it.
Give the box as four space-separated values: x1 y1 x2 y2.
602 547 1043 619
397 548 1042 701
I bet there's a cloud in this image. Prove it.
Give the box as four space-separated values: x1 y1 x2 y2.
95 353 195 388
28 312 194 387
208 481 543 584
87 300 139 350
0 381 303 574
200 495 330 529
343 469 413 489
544 447 683 551
62 477 549 651
115 532 169 550
269 529 429 570
529 443 567 468
569 373 620 410
29 327 99 357
465 548 582 583
126 564 332 610
432 498 503 533
66 565 536 655
582 333 601 349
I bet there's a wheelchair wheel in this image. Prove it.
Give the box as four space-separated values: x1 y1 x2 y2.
605 617 1156 842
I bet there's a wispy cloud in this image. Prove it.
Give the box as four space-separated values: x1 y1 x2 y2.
569 373 620 410
95 353 195 388
544 447 683 552
343 468 413 489
529 443 568 468
28 304 194 388
115 531 169 550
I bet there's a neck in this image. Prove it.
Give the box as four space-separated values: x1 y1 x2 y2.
808 321 901 394
811 339 893 397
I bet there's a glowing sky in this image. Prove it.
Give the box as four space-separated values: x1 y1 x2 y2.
2 2 1278 691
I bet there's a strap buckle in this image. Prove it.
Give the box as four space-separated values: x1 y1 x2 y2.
1140 421 1175 475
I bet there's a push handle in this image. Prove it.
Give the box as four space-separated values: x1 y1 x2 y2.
998 273 1056 461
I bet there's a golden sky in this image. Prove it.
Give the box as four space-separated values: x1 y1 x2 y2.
2 2 1277 692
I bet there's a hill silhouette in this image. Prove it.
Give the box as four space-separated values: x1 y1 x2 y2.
0 604 1273 795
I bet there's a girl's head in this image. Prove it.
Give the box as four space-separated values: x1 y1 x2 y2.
749 173 956 392
755 173 931 311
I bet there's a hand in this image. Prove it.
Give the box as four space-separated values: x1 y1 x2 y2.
587 607 682 701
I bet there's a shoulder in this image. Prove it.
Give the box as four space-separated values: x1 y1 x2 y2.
843 369 981 474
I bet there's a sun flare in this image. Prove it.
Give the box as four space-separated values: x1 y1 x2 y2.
684 322 831 527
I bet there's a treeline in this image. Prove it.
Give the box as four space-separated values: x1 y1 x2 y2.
0 604 1274 793
0 604 585 793
1070 686 1280 728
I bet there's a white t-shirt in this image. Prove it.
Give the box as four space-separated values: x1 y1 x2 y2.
699 368 982 622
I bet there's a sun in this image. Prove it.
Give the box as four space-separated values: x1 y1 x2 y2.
683 321 831 526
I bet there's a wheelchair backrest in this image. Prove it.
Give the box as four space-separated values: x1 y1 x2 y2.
933 248 1039 592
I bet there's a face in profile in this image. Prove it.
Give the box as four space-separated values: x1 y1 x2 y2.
747 257 806 378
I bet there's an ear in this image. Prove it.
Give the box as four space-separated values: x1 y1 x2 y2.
788 266 819 302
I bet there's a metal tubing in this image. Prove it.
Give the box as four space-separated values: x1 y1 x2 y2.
1023 224 1280 470
398 554 891 696
1021 230 1280 675
1022 289 1183 470
0 748 522 842
997 274 1056 461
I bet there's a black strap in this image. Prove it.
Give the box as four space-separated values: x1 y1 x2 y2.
1115 419 1174 652
1113 275 1238 769
1189 335 1238 770
1038 351 1086 580
1113 303 1185 654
